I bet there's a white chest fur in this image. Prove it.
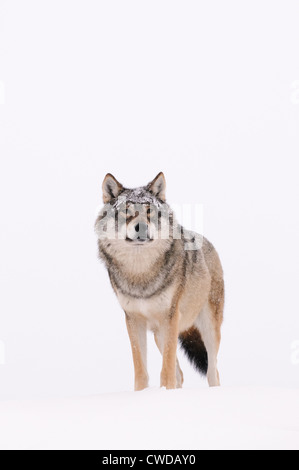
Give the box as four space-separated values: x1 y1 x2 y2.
115 284 176 330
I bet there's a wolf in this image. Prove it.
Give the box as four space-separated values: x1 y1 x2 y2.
95 172 224 390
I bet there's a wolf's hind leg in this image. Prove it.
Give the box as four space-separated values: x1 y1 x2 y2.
154 330 184 388
196 303 221 387
125 314 149 391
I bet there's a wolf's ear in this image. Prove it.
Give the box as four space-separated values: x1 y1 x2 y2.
148 172 166 201
102 173 123 203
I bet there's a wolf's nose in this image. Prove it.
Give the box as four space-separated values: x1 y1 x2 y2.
134 222 148 239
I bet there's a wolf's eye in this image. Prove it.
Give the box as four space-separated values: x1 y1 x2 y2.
118 211 126 219
147 208 155 216
127 210 139 218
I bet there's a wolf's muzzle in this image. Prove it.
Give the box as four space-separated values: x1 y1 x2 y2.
126 221 152 243
134 222 148 240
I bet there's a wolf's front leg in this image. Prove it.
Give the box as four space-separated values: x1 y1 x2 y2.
125 314 149 391
154 331 183 388
160 305 180 390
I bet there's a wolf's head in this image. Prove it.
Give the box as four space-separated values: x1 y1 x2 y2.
95 173 178 254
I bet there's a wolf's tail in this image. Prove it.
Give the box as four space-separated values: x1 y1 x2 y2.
179 327 208 375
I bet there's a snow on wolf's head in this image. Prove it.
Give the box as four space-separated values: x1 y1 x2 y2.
95 172 179 252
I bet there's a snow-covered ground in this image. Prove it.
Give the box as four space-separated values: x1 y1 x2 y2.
0 386 298 450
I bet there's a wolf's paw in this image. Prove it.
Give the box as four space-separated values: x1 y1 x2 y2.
160 370 176 390
176 364 184 388
134 374 149 391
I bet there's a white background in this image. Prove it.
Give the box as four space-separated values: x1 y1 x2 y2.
0 0 299 400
